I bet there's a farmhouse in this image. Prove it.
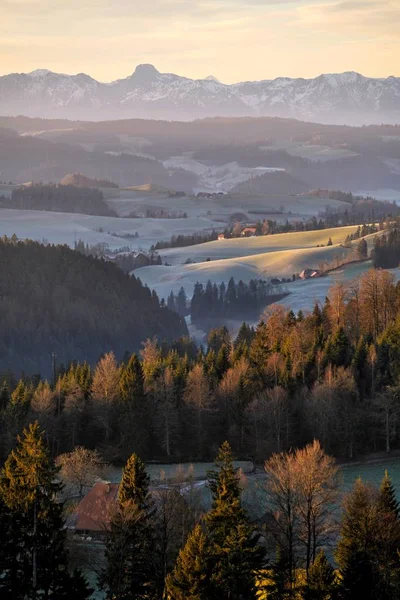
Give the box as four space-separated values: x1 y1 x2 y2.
299 268 322 280
241 227 257 237
67 480 189 536
66 481 118 534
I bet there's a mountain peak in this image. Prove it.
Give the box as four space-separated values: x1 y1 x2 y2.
204 75 220 83
28 69 55 77
131 64 160 82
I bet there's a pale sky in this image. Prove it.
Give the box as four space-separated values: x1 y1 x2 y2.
1 0 399 82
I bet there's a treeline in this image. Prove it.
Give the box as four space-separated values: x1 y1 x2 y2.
151 229 219 251
373 228 400 269
344 223 377 243
134 208 188 219
151 213 390 256
0 183 117 216
309 188 377 203
1 269 400 464
3 427 400 599
190 278 288 323
0 239 186 375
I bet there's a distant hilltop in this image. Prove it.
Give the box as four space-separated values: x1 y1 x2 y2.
60 173 119 189
0 65 399 124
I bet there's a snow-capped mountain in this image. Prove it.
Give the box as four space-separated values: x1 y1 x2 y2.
1 64 399 124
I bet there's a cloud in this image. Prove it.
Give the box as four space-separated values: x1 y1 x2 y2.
0 0 399 81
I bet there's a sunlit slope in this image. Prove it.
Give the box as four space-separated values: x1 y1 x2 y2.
137 243 347 300
161 226 360 265
137 228 380 300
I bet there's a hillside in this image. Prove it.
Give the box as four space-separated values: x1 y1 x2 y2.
0 240 187 374
159 226 361 265
136 226 380 301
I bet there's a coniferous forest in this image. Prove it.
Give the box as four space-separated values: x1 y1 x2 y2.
0 183 117 216
0 238 187 374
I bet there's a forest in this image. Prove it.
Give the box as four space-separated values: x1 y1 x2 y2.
1 267 400 464
1 425 400 599
373 228 400 269
0 238 186 374
189 278 288 324
0 183 117 216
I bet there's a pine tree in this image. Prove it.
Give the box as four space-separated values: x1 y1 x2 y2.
101 453 159 600
165 524 211 600
302 551 337 600
0 422 91 599
205 442 265 599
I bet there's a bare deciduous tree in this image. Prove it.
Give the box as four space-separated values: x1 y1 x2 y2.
56 446 108 498
265 441 339 586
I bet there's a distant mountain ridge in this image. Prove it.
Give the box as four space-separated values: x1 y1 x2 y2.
1 65 399 124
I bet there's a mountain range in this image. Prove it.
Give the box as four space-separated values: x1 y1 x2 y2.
0 64 399 124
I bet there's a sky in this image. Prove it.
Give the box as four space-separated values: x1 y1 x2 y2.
1 0 399 82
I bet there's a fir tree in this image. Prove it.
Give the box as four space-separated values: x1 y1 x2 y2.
101 453 159 600
165 524 211 600
379 470 399 518
119 354 145 404
0 422 91 599
118 453 150 509
339 549 375 600
205 442 265 599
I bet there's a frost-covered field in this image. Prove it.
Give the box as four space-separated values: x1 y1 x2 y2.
136 228 381 306
105 188 348 221
159 226 360 265
0 208 222 251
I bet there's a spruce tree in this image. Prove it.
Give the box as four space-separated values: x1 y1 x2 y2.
379 470 399 517
118 453 150 508
336 478 380 600
119 354 144 404
0 421 91 599
340 549 375 600
302 551 337 600
376 471 400 598
165 524 211 600
101 453 159 600
263 547 291 600
205 441 265 599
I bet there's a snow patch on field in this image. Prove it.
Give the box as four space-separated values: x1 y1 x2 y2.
0 209 222 251
162 156 284 192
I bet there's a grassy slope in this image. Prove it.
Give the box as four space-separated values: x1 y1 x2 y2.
137 226 375 299
160 226 361 264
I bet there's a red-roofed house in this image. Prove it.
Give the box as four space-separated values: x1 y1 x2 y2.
66 482 118 534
